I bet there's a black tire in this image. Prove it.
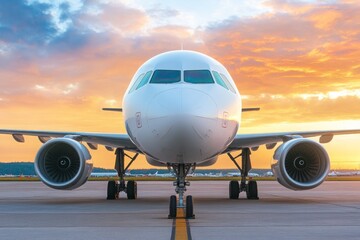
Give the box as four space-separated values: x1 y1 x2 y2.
169 195 177 219
107 180 117 200
127 180 137 199
246 180 259 200
186 195 195 219
229 180 240 199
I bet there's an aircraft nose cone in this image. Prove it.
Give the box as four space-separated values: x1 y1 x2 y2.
147 87 218 162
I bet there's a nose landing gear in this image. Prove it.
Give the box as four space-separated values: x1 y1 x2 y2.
168 163 195 219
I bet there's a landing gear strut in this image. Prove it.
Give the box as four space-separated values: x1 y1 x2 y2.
107 148 139 200
168 163 195 219
228 148 259 200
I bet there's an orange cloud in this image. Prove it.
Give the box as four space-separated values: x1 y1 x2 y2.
309 9 342 30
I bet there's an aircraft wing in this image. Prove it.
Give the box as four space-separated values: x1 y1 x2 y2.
225 129 360 152
0 129 139 152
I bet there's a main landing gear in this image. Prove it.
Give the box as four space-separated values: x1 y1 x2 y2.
168 164 195 219
107 148 139 200
228 148 259 200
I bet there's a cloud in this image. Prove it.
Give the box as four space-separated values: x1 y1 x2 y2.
34 82 79 95
35 85 46 91
201 1 360 99
0 0 56 44
295 89 360 101
308 8 342 30
76 1 148 35
0 0 359 126
194 0 360 127
264 0 313 15
104 99 118 106
151 25 194 39
147 5 180 19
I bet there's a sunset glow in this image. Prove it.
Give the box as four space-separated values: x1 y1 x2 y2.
0 0 359 169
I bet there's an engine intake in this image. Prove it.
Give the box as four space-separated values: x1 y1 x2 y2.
35 138 93 190
271 138 330 190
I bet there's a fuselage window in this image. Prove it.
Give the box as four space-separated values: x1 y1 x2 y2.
220 73 236 93
184 70 215 84
129 73 145 93
150 70 181 83
212 71 229 90
136 71 153 90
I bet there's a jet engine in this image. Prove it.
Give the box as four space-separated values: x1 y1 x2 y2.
271 138 330 190
34 138 93 190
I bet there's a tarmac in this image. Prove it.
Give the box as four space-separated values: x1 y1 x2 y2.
1 181 360 240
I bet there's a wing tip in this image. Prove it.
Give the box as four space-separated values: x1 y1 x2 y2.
242 107 260 112
102 108 123 112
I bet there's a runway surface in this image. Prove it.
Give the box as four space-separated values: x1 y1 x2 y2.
1 181 360 240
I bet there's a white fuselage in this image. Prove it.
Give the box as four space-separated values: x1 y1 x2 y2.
123 51 242 166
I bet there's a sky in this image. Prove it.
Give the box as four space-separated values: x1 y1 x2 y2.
0 0 359 169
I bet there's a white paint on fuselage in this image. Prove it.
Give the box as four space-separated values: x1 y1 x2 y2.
123 51 242 165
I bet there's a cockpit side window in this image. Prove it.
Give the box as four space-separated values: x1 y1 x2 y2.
129 73 145 93
136 71 152 90
212 71 229 90
220 73 236 93
184 70 215 84
150 70 181 83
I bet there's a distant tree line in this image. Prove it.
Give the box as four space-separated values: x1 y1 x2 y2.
0 162 275 176
0 162 112 176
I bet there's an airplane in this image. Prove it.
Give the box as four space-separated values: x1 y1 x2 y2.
264 171 274 177
227 172 260 177
90 171 140 177
327 170 357 176
204 172 224 177
151 171 175 177
188 172 204 177
0 50 360 219
90 172 118 177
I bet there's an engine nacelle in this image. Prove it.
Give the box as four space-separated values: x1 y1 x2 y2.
271 138 330 190
35 138 93 190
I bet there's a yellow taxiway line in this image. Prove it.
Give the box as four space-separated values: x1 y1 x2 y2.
171 208 192 240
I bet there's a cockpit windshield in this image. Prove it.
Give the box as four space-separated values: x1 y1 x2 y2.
136 71 152 90
184 70 214 84
150 70 181 84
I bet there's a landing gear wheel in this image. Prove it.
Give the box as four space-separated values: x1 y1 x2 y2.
169 195 177 219
246 180 259 200
229 180 240 199
186 195 195 219
126 180 137 199
107 180 117 200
